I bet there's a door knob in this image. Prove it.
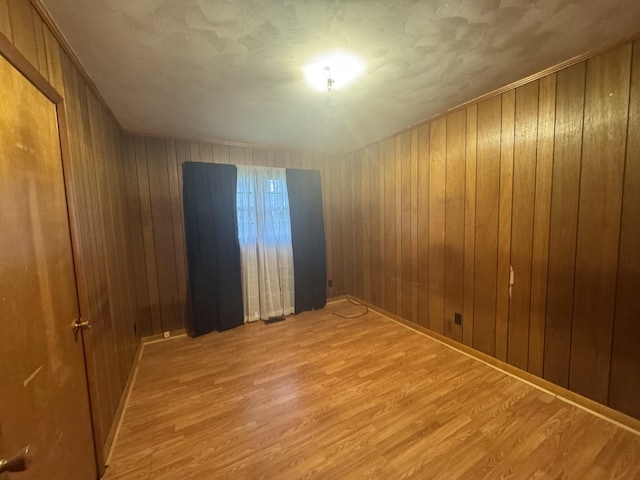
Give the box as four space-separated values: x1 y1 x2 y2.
0 446 30 473
72 318 91 334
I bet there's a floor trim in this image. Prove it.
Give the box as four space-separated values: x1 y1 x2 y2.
353 297 640 437
103 329 187 467
103 340 144 465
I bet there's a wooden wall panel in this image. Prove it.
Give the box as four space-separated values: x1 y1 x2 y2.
145 138 180 332
121 135 152 339
166 141 188 326
528 74 556 377
569 45 631 404
543 62 586 387
321 153 334 299
462 106 477 347
395 136 403 314
508 81 539 370
341 157 354 295
330 152 344 295
0 0 12 39
400 131 412 321
32 12 48 77
361 148 371 302
2 1 147 463
369 144 382 305
7 0 38 68
132 133 339 326
428 117 446 334
416 124 430 328
495 89 514 361
410 128 419 324
383 137 396 313
134 137 162 334
341 38 640 419
378 142 386 307
609 40 640 419
473 96 502 356
353 152 364 299
199 142 214 163
444 110 465 342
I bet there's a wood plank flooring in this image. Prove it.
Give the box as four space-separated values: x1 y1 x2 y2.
104 300 640 479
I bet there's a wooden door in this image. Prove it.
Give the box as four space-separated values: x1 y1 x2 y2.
0 54 96 479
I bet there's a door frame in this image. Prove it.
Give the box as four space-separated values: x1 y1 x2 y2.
0 33 106 476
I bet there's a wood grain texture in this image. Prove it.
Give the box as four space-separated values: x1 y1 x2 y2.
134 136 162 335
462 106 477 347
7 0 37 68
369 144 382 306
31 11 48 78
569 45 631 404
609 40 640 420
341 157 354 295
353 152 364 299
330 152 344 296
400 131 412 321
383 136 396 313
410 128 419 324
428 117 446 334
361 147 372 302
145 138 180 332
417 124 430 328
104 301 640 480
1 5 146 468
528 73 556 377
121 135 151 341
508 81 539 371
0 0 12 39
543 62 586 388
473 96 502 356
321 153 334 299
166 140 187 326
495 89 515 362
444 110 465 342
336 35 640 420
395 135 403 314
132 135 338 330
0 52 97 479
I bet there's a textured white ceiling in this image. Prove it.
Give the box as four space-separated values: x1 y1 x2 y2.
42 0 640 153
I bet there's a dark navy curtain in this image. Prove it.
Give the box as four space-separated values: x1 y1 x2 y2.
286 169 327 313
182 162 244 336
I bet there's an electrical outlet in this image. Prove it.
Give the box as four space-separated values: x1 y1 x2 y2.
454 313 462 325
163 331 170 339
328 279 333 287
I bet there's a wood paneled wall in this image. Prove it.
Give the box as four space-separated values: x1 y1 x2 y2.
342 40 640 420
0 0 143 460
123 135 342 335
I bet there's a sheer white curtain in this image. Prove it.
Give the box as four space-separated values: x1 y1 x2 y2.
236 166 294 322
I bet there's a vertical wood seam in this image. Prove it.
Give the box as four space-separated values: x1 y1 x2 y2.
524 86 541 372
164 141 181 324
607 41 636 405
494 95 504 358
566 60 590 390
540 76 560 378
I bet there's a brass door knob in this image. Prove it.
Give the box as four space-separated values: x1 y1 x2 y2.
0 446 30 473
72 318 91 334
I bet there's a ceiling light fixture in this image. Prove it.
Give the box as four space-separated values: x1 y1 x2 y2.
304 53 365 92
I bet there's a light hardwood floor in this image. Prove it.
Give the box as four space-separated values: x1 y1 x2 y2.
104 300 640 479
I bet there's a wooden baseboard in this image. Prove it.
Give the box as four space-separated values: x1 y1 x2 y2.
103 339 144 464
142 328 188 344
352 297 640 436
326 295 347 304
103 328 188 464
